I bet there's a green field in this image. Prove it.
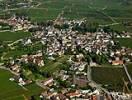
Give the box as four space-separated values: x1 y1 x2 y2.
91 67 128 91
9 8 61 22
0 0 131 31
0 31 31 41
116 38 132 48
0 69 43 100
1 0 131 32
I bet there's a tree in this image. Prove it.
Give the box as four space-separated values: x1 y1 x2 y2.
31 96 36 100
22 62 39 74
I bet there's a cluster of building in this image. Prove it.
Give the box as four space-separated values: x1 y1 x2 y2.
8 60 32 86
29 19 132 66
40 90 106 100
116 31 131 38
7 51 44 73
20 51 44 67
0 15 32 31
39 76 132 100
39 77 107 100
1 16 132 99
6 52 44 86
8 15 32 31
30 19 132 99
41 29 113 57
109 47 132 65
9 76 32 86
110 92 132 100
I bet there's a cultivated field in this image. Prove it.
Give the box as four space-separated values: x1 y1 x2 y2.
91 67 128 91
0 0 132 32
116 38 132 48
0 31 31 41
0 69 43 100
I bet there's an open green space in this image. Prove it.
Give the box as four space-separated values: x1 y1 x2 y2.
0 31 31 41
0 69 43 100
91 67 128 91
116 38 132 48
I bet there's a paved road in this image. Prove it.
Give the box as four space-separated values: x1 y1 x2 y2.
99 23 120 27
8 39 22 47
0 66 19 76
87 65 92 82
123 64 132 84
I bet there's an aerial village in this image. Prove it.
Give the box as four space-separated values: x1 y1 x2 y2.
0 15 132 100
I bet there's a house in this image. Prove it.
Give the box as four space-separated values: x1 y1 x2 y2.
42 78 54 86
52 94 68 100
10 64 21 73
24 38 32 45
90 62 97 67
18 78 26 86
66 92 81 98
20 53 44 67
78 63 86 71
112 60 123 65
91 95 105 100
74 76 88 87
80 89 91 94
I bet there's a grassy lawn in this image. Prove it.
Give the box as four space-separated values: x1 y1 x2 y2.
91 67 128 91
116 38 132 48
0 69 43 100
0 31 31 41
